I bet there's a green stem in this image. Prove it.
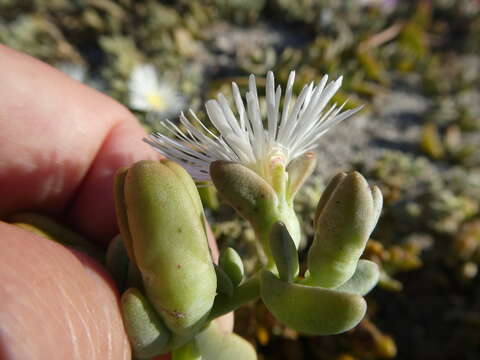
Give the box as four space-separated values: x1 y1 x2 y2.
171 340 201 360
255 201 301 268
207 273 261 320
297 275 316 287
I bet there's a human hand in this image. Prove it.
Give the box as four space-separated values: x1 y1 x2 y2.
0 45 232 360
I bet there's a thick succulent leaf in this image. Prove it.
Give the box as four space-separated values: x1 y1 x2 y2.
210 161 278 224
214 264 234 297
313 172 347 226
121 288 171 359
106 235 130 290
161 159 204 214
269 222 299 282
371 185 383 232
335 260 380 296
195 322 257 360
260 270 366 335
286 151 317 201
308 172 375 288
114 167 136 263
127 262 145 292
210 161 301 256
219 247 244 287
124 160 216 336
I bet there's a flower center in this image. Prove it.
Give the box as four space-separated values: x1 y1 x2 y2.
245 147 288 196
146 92 167 111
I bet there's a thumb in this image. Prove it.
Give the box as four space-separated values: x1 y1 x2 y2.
0 222 131 360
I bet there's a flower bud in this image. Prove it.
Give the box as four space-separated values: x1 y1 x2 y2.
308 172 382 288
117 160 216 336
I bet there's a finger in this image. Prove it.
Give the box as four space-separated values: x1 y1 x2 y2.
67 119 157 242
0 222 130 360
0 45 155 241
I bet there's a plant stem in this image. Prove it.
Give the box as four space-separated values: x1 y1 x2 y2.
207 272 261 320
171 340 201 360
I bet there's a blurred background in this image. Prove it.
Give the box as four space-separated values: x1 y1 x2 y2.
1 0 480 359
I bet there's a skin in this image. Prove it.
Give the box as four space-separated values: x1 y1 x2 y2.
0 45 232 360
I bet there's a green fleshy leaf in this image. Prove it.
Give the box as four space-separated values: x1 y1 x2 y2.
124 160 216 336
308 172 377 288
106 235 130 290
197 184 220 211
286 151 317 201
371 185 383 232
219 247 244 287
114 167 136 263
335 260 380 296
209 161 278 225
195 322 257 360
210 160 301 257
313 172 347 227
161 159 204 214
121 288 171 359
214 264 234 297
260 270 366 335
127 262 145 292
269 222 299 282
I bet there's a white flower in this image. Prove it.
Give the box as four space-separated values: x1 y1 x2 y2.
358 0 397 12
128 64 184 116
145 71 362 182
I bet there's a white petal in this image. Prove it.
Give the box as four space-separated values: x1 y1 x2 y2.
144 70 362 181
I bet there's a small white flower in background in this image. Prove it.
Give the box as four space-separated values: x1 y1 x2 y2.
128 64 184 117
358 0 397 12
145 71 362 182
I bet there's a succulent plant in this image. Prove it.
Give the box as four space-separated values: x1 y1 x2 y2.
110 154 382 359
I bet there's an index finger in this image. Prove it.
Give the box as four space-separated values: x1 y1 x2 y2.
0 45 156 241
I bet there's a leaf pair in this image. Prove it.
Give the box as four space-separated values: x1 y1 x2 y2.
121 288 256 360
209 156 316 259
114 161 217 343
215 247 245 297
308 171 383 288
263 217 379 336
